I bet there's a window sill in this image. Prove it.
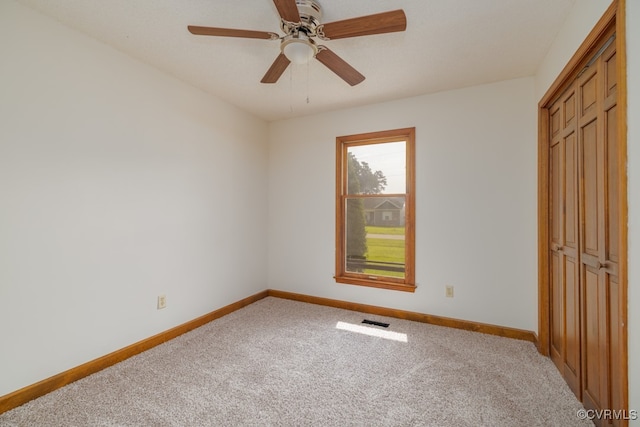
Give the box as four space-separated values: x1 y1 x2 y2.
334 276 416 293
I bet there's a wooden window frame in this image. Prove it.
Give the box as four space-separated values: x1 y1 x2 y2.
335 127 416 293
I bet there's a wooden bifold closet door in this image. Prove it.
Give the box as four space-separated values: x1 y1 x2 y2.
548 32 622 425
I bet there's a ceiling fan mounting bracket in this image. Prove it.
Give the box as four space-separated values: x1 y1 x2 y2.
315 25 328 41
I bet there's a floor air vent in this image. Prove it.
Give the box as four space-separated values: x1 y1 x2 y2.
362 319 390 328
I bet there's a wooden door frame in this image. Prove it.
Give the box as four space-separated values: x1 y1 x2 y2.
537 0 628 415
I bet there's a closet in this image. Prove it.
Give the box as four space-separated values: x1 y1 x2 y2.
547 25 624 424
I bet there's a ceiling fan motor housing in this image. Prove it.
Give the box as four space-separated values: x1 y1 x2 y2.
279 0 323 62
280 0 322 35
297 0 322 29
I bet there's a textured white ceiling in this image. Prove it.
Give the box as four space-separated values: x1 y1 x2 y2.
17 0 576 121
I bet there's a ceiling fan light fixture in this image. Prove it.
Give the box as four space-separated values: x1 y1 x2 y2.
281 34 317 64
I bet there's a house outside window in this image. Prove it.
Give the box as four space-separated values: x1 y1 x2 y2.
335 127 415 292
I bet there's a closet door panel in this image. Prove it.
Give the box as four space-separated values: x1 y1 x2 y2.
582 265 608 411
609 274 622 417
548 87 581 396
607 104 619 264
565 135 578 249
546 25 623 424
564 255 581 384
549 130 564 370
603 42 622 422
580 118 600 258
563 131 580 390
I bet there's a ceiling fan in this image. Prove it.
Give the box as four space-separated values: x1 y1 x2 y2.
187 0 407 86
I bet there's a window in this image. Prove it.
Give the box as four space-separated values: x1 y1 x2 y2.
335 127 415 292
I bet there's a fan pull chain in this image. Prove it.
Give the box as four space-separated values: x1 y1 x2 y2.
289 65 294 113
306 60 310 104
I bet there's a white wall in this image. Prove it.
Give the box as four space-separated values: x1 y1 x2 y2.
268 77 538 332
0 1 268 396
2 0 636 417
535 0 639 421
626 1 639 423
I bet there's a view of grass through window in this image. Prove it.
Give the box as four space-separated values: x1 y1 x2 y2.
364 226 405 278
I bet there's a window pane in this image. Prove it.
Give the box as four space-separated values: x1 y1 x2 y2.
336 127 415 292
345 196 406 279
347 141 406 195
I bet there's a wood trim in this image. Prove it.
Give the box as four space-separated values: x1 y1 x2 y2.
335 127 417 144
335 136 344 286
0 290 269 415
335 127 416 292
334 275 416 293
405 127 416 287
1 288 539 414
537 0 617 354
539 1 618 108
615 0 629 416
537 106 551 355
537 0 628 420
268 289 538 343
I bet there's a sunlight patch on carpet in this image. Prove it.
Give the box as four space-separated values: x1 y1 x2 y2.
335 321 408 342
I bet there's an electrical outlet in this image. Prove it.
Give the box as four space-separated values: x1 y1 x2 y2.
157 294 166 309
445 286 454 298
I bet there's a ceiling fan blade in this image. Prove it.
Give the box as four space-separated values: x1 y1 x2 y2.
261 53 291 83
320 10 407 40
188 26 277 40
315 47 365 86
273 0 301 23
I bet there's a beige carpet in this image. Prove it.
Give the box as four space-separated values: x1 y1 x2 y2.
0 297 592 426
